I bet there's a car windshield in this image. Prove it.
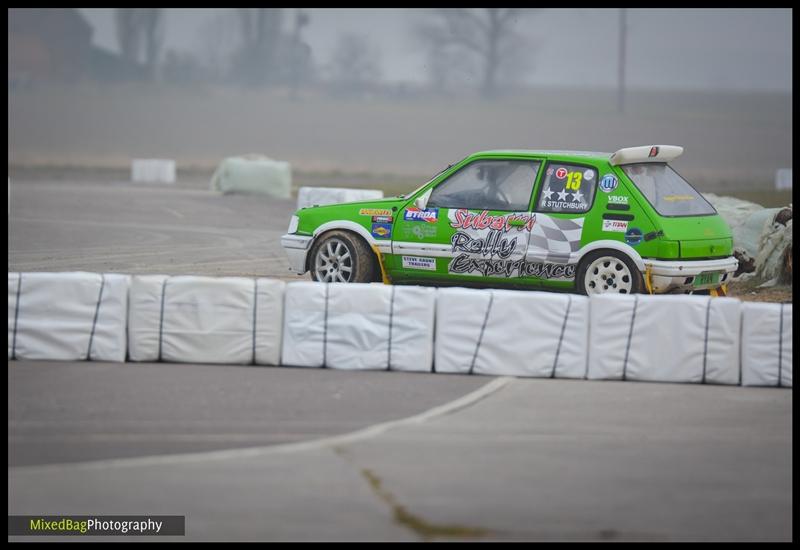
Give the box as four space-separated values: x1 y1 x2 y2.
400 161 461 199
621 163 716 217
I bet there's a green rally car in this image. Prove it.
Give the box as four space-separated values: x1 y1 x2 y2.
281 146 738 295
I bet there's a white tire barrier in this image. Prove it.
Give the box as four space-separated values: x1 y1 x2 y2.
741 302 793 387
587 294 742 384
8 272 130 362
434 288 589 377
127 275 285 365
281 282 435 371
296 187 384 210
131 159 176 184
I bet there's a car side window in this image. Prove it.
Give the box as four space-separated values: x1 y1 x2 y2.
536 163 597 214
427 160 540 212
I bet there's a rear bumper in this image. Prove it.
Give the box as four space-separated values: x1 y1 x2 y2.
643 256 738 293
281 234 313 274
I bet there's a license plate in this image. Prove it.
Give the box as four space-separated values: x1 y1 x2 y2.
694 272 720 287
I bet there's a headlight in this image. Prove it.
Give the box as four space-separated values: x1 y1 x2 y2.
287 215 299 234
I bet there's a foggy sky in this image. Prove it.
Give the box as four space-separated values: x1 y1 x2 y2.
77 8 792 92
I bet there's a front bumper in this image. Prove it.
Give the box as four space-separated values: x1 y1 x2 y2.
281 234 313 274
643 256 738 293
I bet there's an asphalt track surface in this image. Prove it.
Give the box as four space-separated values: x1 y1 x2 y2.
7 178 793 541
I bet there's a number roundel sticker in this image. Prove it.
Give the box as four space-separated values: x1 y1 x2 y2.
555 167 568 179
599 174 618 193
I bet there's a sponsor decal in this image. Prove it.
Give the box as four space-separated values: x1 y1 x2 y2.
360 208 393 217
541 200 586 211
372 215 393 223
625 227 643 246
602 219 628 233
449 251 576 279
583 169 594 180
450 209 535 232
648 146 659 158
400 224 438 239
402 256 436 271
555 167 568 179
662 195 695 202
608 195 629 204
404 207 439 223
546 167 554 176
599 174 618 193
371 222 392 239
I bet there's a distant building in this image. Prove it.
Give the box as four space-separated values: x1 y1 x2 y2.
8 8 145 86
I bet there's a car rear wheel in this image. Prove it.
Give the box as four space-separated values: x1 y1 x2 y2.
577 251 643 296
309 230 377 283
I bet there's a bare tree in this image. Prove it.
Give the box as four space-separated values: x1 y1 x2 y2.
328 33 381 97
416 8 531 99
235 8 283 86
114 9 163 80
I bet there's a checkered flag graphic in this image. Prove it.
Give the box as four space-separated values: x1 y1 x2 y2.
528 215 584 264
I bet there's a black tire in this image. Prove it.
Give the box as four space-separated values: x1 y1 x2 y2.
576 250 644 296
308 230 378 283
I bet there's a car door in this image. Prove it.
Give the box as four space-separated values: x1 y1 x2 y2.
391 158 541 284
526 161 599 281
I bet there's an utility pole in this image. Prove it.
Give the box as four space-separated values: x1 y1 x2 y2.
618 8 627 114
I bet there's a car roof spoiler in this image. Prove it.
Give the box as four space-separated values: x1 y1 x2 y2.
609 145 684 166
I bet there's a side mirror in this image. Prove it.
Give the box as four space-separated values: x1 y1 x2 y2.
414 189 432 211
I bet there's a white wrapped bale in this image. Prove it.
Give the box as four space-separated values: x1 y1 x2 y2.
281 281 328 368
127 275 285 365
587 294 741 384
434 288 588 377
131 159 176 183
434 288 491 374
326 284 391 370
127 275 169 362
297 187 384 209
281 282 435 371
210 155 291 198
386 286 436 372
8 273 21 359
741 302 793 387
9 272 130 362
253 279 286 366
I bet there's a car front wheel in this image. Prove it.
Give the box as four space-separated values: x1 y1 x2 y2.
576 251 643 295
309 230 377 283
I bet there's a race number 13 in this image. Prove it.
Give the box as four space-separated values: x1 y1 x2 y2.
565 172 582 190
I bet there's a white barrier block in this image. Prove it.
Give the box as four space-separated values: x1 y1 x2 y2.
127 274 169 362
327 284 391 370
8 273 21 359
435 288 588 377
387 286 436 372
704 298 743 385
131 159 176 183
128 275 285 365
297 187 384 210
254 279 286 366
281 281 328 368
434 288 491 374
742 302 793 387
281 282 435 371
9 272 130 362
161 276 259 365
588 294 741 384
